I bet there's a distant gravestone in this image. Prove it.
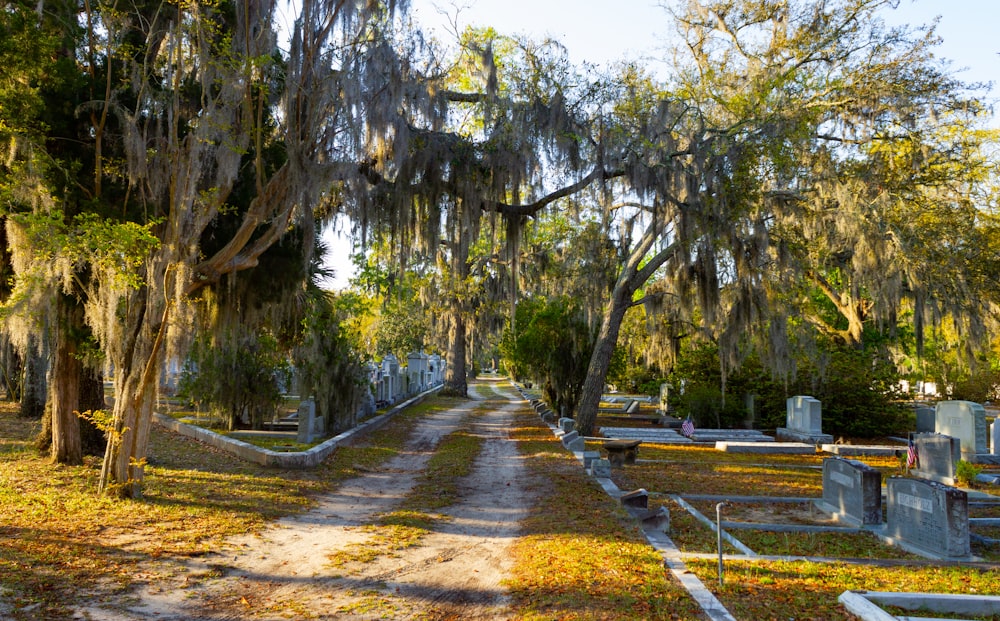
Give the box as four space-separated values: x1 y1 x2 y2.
589 458 612 477
659 383 670 413
559 418 575 433
915 406 936 433
818 457 882 526
296 399 317 444
912 433 962 485
886 476 970 559
777 395 833 443
992 422 1000 457
935 400 988 460
561 431 585 452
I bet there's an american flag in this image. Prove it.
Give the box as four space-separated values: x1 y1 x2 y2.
681 417 695 438
906 440 918 469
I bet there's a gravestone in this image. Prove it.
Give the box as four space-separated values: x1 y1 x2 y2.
818 457 882 526
935 400 988 460
561 430 585 452
776 395 833 443
589 458 612 477
559 418 575 433
915 406 936 433
620 488 649 509
659 383 670 413
993 422 1000 457
886 476 970 559
560 430 579 446
296 399 317 444
911 433 962 485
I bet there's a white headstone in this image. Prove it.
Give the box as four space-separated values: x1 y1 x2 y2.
991 421 999 457
935 400 988 459
786 395 823 433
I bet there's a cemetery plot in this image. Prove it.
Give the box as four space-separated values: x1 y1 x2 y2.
611 443 826 497
605 442 1000 565
683 558 1000 621
684 499 839 527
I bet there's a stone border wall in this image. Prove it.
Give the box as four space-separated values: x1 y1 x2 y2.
154 386 442 469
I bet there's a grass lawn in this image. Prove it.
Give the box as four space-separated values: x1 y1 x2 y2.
2 394 999 620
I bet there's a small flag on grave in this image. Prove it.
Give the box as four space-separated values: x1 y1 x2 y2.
681 417 695 438
906 439 918 469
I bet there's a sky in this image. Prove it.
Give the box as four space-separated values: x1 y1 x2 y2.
407 0 998 90
323 0 999 288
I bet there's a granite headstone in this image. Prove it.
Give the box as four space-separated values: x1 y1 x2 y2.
886 476 970 559
915 406 936 433
819 457 882 526
912 433 962 484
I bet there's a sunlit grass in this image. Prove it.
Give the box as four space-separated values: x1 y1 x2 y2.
686 558 1000 620
507 413 704 620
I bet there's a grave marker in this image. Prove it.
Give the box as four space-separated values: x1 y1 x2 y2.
911 433 962 485
935 400 988 460
818 457 882 526
992 421 999 457
886 477 970 559
296 399 317 444
589 458 612 477
915 406 936 433
776 395 833 443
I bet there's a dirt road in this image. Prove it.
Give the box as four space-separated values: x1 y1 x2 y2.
79 378 533 620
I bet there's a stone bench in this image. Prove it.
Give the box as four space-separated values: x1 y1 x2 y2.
603 439 642 466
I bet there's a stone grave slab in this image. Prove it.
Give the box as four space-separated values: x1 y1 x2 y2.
816 457 882 526
559 417 575 433
885 476 970 559
599 426 773 445
715 441 815 454
820 444 904 457
911 433 961 485
935 400 988 460
580 450 601 469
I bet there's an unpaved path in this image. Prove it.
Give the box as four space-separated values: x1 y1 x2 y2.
78 378 533 620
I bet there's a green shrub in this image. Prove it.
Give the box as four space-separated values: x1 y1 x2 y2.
955 460 982 487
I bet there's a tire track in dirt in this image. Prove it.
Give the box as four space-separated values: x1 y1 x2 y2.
78 377 532 620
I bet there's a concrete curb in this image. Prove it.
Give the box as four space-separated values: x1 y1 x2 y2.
840 590 1000 620
154 386 442 468
527 397 737 621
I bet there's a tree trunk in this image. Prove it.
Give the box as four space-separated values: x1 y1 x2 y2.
99 285 167 499
442 309 467 396
19 336 46 419
575 286 633 436
0 336 22 401
49 322 83 465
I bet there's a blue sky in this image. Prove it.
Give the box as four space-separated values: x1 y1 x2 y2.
409 0 997 96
